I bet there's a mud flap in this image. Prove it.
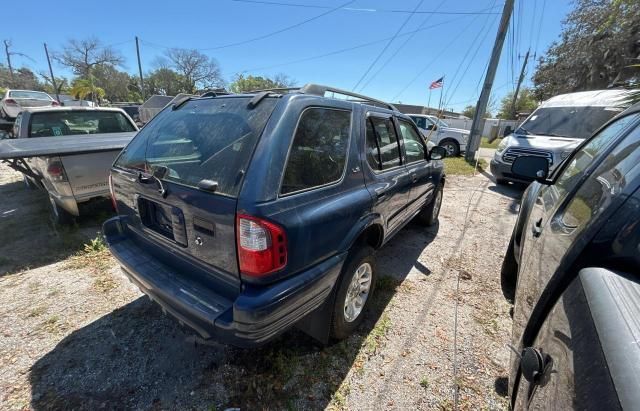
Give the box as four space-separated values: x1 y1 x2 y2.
295 284 338 345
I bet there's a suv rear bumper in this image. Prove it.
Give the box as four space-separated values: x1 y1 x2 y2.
103 217 345 347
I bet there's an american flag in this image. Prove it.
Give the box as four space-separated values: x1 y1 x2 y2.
429 77 444 90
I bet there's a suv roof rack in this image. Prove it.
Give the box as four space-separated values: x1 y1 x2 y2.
243 83 397 111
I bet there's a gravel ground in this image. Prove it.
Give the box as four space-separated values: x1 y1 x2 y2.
0 162 522 410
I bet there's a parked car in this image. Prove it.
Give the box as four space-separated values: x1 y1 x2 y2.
501 102 640 409
490 89 632 185
12 107 138 223
103 84 447 347
408 114 470 157
0 89 58 121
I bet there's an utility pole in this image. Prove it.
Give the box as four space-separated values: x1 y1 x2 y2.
3 40 14 83
43 43 60 102
511 49 530 119
135 36 145 100
465 0 515 162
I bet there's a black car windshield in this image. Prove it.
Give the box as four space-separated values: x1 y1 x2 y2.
516 106 622 139
29 111 136 137
114 96 278 197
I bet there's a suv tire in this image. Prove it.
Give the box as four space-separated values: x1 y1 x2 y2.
418 183 443 226
48 195 75 226
439 139 459 157
331 245 376 340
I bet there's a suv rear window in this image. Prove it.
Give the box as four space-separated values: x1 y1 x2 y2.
114 96 277 197
366 116 402 171
281 108 351 195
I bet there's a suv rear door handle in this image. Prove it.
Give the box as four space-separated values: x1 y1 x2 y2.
411 173 418 183
375 189 388 200
532 218 543 237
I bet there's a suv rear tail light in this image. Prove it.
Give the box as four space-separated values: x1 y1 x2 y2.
237 214 287 276
4 98 17 105
46 158 68 182
108 174 118 212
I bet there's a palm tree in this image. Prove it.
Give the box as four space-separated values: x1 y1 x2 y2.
70 78 105 103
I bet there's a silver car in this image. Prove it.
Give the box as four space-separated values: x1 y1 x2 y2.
13 107 138 224
1 89 58 120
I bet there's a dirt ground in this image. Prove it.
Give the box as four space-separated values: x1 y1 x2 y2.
0 161 522 410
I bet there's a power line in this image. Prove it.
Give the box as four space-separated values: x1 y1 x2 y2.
533 0 547 55
236 16 465 74
352 0 426 91
230 0 500 15
390 9 488 102
357 0 449 92
141 1 354 51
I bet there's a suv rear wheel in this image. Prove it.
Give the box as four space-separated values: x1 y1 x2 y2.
417 183 443 226
331 245 376 339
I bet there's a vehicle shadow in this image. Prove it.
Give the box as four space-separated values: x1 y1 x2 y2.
29 220 438 410
0 177 114 276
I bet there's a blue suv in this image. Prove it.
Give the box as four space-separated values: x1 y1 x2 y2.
103 84 446 347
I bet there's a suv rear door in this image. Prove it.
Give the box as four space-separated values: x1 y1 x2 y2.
111 96 279 291
363 111 411 236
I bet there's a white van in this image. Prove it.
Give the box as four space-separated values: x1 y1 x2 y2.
490 89 632 184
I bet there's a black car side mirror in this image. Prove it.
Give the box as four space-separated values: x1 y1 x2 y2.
511 156 549 183
152 165 169 180
429 146 447 161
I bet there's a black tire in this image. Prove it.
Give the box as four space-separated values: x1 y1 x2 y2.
501 234 518 302
439 139 460 157
48 195 75 226
417 183 444 226
331 245 377 340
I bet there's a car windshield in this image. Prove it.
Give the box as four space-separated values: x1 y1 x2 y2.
516 106 623 139
29 111 136 137
114 96 278 197
9 91 51 100
428 117 449 128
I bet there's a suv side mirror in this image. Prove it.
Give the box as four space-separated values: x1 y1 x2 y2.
429 146 447 161
511 156 549 183
152 165 169 180
426 124 437 131
503 125 513 137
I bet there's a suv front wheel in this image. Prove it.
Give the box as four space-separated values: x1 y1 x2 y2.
331 245 377 339
417 183 443 226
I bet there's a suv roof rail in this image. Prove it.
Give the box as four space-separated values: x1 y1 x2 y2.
242 84 397 111
299 84 397 111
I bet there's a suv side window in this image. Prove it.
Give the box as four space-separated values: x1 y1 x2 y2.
366 116 402 171
411 116 427 129
281 108 351 195
398 119 426 163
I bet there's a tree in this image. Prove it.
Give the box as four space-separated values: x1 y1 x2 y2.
91 65 134 102
55 37 124 78
146 68 189 96
70 78 105 102
533 0 640 100
39 72 69 97
229 73 296 93
461 105 492 119
497 88 538 119
164 48 224 92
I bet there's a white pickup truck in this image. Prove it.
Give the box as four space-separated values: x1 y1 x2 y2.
1 107 138 224
408 114 470 157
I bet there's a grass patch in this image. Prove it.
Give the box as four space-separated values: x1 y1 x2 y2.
328 381 351 410
28 305 47 318
65 236 116 293
420 376 430 389
443 157 487 176
364 314 391 355
480 137 500 149
41 315 66 334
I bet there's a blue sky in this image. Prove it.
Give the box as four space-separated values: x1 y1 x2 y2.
4 0 572 112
